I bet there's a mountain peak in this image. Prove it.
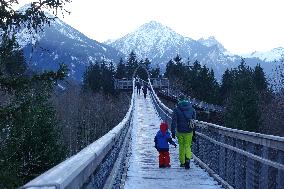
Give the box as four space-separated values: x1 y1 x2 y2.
141 21 164 29
198 36 226 52
136 20 176 35
105 20 191 59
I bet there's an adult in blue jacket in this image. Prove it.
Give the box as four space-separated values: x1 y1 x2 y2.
171 94 196 169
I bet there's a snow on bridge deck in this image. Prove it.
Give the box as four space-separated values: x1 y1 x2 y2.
124 94 222 189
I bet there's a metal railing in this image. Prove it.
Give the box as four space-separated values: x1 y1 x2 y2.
115 78 169 90
150 78 169 89
20 79 136 189
147 78 284 189
114 79 133 90
158 87 224 112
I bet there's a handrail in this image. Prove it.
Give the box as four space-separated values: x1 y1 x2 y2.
158 87 224 112
149 80 284 149
148 78 173 114
195 120 284 150
20 79 136 189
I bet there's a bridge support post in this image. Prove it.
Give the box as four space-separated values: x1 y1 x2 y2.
203 129 209 165
226 138 235 187
259 146 269 189
234 139 244 189
276 150 284 189
219 135 226 180
246 142 256 189
198 130 204 161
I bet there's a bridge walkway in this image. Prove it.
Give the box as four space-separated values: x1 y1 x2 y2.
124 93 222 189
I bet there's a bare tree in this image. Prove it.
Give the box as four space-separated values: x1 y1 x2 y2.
52 83 131 155
259 60 284 136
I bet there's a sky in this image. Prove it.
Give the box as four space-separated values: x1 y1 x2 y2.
16 0 284 54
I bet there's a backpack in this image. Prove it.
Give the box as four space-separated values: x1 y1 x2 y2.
179 107 195 130
179 108 196 142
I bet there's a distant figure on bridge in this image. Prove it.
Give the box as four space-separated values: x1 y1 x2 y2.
136 79 141 95
171 94 196 169
142 84 147 98
154 122 177 168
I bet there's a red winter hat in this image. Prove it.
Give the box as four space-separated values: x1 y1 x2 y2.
160 122 168 134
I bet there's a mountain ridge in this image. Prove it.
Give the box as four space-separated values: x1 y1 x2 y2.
106 21 238 79
17 15 125 81
105 20 282 80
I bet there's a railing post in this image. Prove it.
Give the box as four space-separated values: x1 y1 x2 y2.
211 130 219 174
259 146 269 189
203 129 209 165
276 150 284 189
219 134 226 179
226 137 235 187
246 142 256 189
198 130 204 161
234 139 243 189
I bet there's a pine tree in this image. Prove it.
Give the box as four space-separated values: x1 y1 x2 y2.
0 91 66 187
126 51 138 78
83 62 101 92
164 59 174 78
164 57 221 104
253 64 268 92
0 1 70 188
136 59 151 80
144 58 151 70
0 34 27 77
115 58 126 79
208 69 220 104
220 69 234 103
225 60 260 131
184 60 202 99
165 55 184 79
0 0 70 33
101 61 115 94
173 54 182 65
83 61 115 95
150 66 160 78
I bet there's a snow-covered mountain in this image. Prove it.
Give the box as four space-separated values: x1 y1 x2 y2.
105 21 278 80
243 47 284 62
105 21 195 60
105 21 241 79
17 11 124 81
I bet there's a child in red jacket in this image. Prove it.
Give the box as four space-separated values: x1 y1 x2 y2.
154 122 176 168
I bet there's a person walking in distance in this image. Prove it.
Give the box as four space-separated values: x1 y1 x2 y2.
136 79 141 95
142 83 147 99
171 94 196 169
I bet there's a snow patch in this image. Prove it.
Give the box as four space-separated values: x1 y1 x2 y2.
71 56 78 61
101 46 107 52
242 47 284 62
